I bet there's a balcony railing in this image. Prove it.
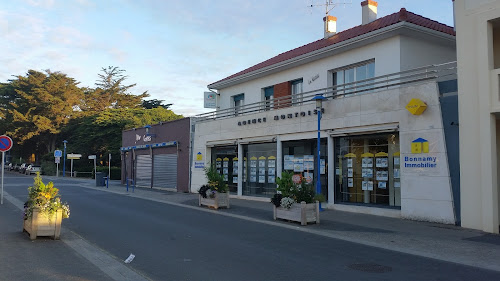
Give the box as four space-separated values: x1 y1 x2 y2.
195 61 457 122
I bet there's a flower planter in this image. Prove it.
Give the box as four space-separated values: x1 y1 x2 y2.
199 192 230 209
23 208 63 240
273 201 320 226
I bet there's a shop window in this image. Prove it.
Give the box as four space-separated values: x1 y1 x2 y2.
282 139 327 197
332 60 375 97
242 143 277 197
211 146 238 194
334 133 400 208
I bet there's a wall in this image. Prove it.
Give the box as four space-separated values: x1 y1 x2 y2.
192 81 456 223
121 118 191 192
455 0 500 233
400 36 456 71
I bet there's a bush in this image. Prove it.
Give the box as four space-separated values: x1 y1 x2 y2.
96 166 121 180
272 171 317 207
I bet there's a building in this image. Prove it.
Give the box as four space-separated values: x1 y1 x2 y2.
454 0 500 234
121 118 192 193
190 1 459 223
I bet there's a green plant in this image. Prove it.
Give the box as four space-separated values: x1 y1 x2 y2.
204 165 228 193
23 173 70 220
272 171 317 207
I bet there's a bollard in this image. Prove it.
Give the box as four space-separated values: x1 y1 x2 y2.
126 177 129 192
105 177 109 189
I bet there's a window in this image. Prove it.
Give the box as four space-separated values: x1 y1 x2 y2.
333 60 375 96
263 86 274 110
233 93 244 115
291 79 303 105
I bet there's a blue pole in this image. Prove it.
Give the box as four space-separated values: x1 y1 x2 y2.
316 108 322 210
126 177 129 192
62 140 67 177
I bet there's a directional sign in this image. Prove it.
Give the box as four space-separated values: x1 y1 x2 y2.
55 157 60 164
67 153 82 160
0 135 13 152
54 150 62 158
88 155 96 160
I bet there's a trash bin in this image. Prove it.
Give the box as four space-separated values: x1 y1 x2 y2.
95 172 107 186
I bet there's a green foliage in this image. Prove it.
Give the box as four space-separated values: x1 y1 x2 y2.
142 99 172 109
275 171 315 204
41 160 57 176
96 166 121 180
24 173 70 220
204 165 228 193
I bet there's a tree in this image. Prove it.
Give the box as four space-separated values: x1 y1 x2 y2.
142 99 173 109
0 70 83 155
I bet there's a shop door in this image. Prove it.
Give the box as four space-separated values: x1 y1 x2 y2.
153 154 177 189
135 154 152 188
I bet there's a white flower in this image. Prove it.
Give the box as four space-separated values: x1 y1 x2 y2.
280 197 295 209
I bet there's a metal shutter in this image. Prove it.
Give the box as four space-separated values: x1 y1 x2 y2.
153 154 177 189
135 154 152 188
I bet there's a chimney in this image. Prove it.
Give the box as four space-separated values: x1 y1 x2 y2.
323 15 337 39
361 0 378 25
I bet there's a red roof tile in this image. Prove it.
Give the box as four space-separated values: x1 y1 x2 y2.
210 8 455 87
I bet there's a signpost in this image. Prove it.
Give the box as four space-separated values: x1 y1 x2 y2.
88 155 96 179
0 135 13 205
54 150 62 177
67 153 82 177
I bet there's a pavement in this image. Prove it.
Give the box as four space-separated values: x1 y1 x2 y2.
2 176 500 280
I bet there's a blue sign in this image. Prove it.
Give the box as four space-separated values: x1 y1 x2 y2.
54 150 62 157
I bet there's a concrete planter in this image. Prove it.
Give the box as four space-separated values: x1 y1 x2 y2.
23 208 63 240
199 192 230 209
273 201 320 226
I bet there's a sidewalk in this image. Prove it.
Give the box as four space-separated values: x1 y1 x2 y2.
80 178 500 272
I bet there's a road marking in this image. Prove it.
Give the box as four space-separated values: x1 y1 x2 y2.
3 191 151 281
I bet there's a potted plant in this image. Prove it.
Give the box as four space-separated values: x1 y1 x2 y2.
271 171 321 225
23 173 70 240
198 165 230 209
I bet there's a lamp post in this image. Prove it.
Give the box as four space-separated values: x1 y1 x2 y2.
63 140 68 177
312 94 326 210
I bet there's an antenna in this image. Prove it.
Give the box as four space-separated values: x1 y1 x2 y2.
309 0 352 16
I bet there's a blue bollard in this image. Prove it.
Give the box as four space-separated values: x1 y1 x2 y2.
126 177 129 192
106 177 109 189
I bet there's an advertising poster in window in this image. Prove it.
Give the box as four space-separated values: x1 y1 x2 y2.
223 168 228 175
223 159 229 168
303 155 314 170
259 175 266 183
216 159 222 168
362 158 373 168
348 168 353 178
362 181 368 190
258 156 266 168
393 168 400 179
233 176 238 184
304 172 313 184
348 178 354 187
320 159 326 174
268 176 275 183
259 168 266 176
378 181 387 189
394 181 401 188
224 175 228 181
250 158 257 168
367 181 374 191
233 158 238 174
268 167 275 175
376 158 388 168
250 175 256 183
284 155 294 170
362 168 373 178
268 156 276 168
394 157 400 166
347 158 353 168
293 157 304 172
376 170 388 181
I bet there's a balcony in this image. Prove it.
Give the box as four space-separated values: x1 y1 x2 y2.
195 62 457 122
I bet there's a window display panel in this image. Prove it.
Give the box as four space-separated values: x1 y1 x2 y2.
282 139 327 197
242 143 277 197
335 133 400 207
211 146 238 193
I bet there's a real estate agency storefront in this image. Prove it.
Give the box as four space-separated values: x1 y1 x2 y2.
191 82 457 223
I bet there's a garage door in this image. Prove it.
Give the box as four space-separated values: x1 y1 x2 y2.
135 154 152 188
153 154 177 189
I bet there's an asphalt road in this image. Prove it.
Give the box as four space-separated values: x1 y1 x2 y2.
4 173 500 281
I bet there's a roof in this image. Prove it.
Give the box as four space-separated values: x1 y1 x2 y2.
209 8 455 87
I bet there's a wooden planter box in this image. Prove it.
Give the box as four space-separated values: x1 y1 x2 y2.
273 201 320 226
23 208 63 240
199 192 230 209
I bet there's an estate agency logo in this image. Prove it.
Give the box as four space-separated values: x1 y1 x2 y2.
405 137 437 168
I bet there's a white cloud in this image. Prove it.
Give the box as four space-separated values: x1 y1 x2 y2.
24 0 55 8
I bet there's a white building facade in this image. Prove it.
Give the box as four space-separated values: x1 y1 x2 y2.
455 0 500 234
191 1 459 223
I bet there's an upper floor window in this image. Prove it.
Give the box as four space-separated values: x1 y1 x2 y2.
291 79 303 105
333 60 375 96
233 93 244 115
263 86 274 110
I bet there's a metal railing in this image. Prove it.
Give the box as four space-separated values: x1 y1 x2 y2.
195 62 457 122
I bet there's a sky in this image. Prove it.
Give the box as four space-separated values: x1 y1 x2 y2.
1 0 454 116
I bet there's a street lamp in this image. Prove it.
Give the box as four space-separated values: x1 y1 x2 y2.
311 94 326 210
62 140 68 177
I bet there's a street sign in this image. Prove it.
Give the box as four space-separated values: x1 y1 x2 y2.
54 150 62 157
88 155 96 160
0 135 13 152
67 153 82 160
55 157 60 164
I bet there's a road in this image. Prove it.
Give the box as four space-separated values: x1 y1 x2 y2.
3 173 500 281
